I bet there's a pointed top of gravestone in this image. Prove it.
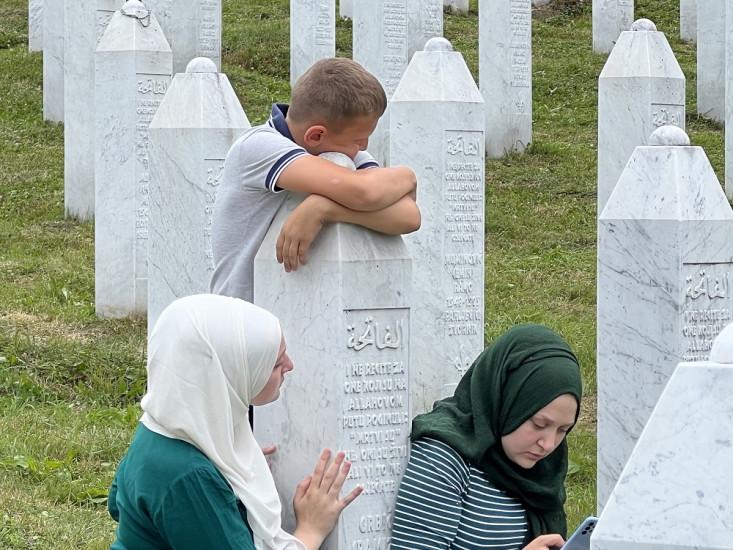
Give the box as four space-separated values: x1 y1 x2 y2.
97 0 171 53
631 18 657 32
599 23 683 79
186 57 218 73
648 125 690 146
319 152 356 170
121 0 150 22
710 323 733 363
424 37 453 52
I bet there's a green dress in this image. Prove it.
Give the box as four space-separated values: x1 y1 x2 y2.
109 424 256 549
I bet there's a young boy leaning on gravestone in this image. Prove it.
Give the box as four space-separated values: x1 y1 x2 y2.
210 57 421 301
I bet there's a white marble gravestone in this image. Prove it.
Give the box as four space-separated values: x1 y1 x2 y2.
290 0 335 86
64 0 123 220
29 0 43 52
42 0 64 122
353 0 409 165
340 0 352 18
94 0 172 318
597 125 733 511
727 0 733 199
443 0 467 14
592 325 733 550
479 0 532 158
680 0 697 42
592 0 633 53
406 0 443 59
147 58 250 332
391 38 485 415
597 19 685 213
254 153 412 550
697 0 725 123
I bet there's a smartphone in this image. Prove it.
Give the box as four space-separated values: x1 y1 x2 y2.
562 516 598 550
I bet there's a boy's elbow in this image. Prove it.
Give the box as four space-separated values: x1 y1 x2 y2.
401 204 422 234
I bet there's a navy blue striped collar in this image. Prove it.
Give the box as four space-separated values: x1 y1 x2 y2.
268 103 295 142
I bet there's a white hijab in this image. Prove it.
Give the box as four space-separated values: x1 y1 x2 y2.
140 294 306 550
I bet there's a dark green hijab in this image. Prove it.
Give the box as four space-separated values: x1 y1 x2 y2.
411 324 582 540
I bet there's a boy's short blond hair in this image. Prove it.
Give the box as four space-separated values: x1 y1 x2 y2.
288 58 387 130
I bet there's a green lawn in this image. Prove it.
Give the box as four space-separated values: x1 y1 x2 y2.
0 0 723 547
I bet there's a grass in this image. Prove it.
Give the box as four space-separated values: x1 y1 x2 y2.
0 0 724 546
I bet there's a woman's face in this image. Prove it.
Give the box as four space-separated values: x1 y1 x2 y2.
251 337 294 406
500 393 577 469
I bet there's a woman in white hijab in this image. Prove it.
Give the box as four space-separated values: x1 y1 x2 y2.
108 294 361 549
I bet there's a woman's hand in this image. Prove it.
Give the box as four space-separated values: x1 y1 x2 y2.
292 449 363 550
522 534 565 550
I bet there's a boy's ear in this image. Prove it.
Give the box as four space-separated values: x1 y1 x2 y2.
303 125 328 146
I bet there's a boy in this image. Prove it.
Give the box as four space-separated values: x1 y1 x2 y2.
210 58 420 301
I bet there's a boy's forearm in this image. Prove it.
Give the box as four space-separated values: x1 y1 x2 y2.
354 167 417 211
322 194 421 235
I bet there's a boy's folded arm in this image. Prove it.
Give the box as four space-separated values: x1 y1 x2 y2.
321 195 421 235
277 155 416 211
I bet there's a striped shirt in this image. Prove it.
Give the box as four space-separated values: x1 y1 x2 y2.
390 438 529 550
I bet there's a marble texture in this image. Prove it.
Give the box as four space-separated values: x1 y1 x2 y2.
443 0 467 14
479 0 532 158
597 126 733 511
144 0 222 75
697 0 725 123
597 21 685 213
680 0 697 42
64 0 123 220
725 3 733 199
43 0 64 122
29 0 43 51
148 58 249 332
340 0 352 18
94 0 172 318
391 38 485 415
353 0 409 165
591 361 733 550
253 168 412 550
592 0 634 53
406 0 443 58
290 0 335 86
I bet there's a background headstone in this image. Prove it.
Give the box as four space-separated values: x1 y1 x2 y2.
290 0 335 86
479 0 532 158
94 0 172 318
597 19 685 213
592 326 733 550
443 0 467 14
254 153 412 550
697 0 725 123
391 37 485 415
340 0 352 18
64 0 123 220
28 0 43 52
680 0 697 42
592 0 634 53
148 57 250 332
727 0 733 199
597 125 733 511
43 0 64 122
406 0 443 59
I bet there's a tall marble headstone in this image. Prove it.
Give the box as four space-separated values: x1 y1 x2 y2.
254 153 412 550
592 0 633 53
727 0 733 199
592 325 733 550
697 0 725 123
43 0 64 122
144 0 222 74
148 58 250 332
406 0 443 59
443 0 467 14
353 0 409 165
680 0 697 42
597 125 733 511
479 0 532 158
29 0 43 52
64 0 124 220
94 0 172 318
290 0 336 86
597 19 685 213
391 38 485 415
340 0 352 18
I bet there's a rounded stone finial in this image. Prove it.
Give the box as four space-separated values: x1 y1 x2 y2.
319 152 356 170
631 18 657 32
121 0 150 20
186 57 218 74
710 323 733 363
648 125 690 146
424 37 454 52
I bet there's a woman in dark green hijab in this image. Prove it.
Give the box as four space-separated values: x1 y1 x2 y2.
390 324 583 550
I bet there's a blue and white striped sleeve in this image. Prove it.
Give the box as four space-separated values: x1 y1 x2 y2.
354 150 380 170
236 129 307 193
390 438 470 550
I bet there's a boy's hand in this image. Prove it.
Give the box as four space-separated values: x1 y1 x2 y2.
276 195 330 272
522 534 565 550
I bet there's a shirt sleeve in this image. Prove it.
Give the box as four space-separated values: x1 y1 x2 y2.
390 438 470 550
156 466 257 550
236 129 307 193
108 472 120 522
354 150 380 170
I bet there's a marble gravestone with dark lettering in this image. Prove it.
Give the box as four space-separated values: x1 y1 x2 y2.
597 126 733 511
94 0 172 318
592 325 733 550
254 153 411 550
64 0 123 220
43 0 64 122
406 0 442 58
479 0 532 158
290 0 335 86
353 0 409 165
680 0 697 42
443 0 467 14
597 19 684 213
391 38 485 415
593 0 633 53
29 0 43 52
697 0 725 123
148 58 250 332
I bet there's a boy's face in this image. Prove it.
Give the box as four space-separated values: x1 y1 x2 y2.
305 115 379 159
